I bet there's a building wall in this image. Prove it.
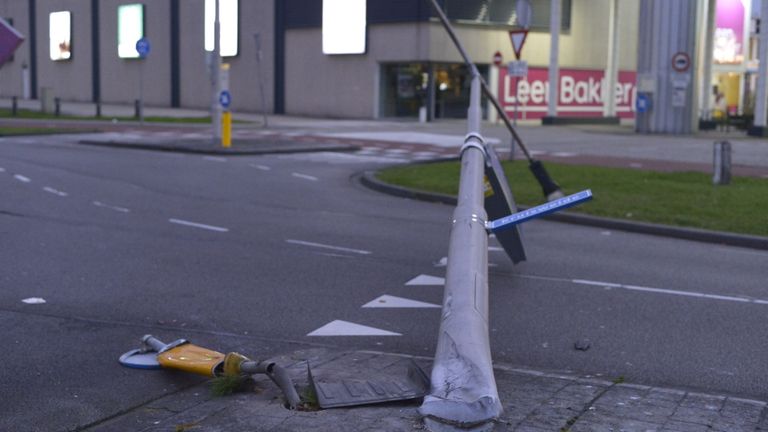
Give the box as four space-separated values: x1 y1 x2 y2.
0 0 33 98
284 22 431 118
179 0 275 112
428 0 639 71
98 0 172 106
36 0 92 102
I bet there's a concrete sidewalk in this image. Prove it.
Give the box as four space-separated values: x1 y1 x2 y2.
89 348 768 432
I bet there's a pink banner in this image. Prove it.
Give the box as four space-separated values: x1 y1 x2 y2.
499 67 637 119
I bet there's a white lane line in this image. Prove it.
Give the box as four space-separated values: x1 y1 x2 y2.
291 172 318 182
203 156 228 162
552 152 578 158
93 201 130 213
249 163 271 171
43 187 68 197
362 295 440 309
514 274 765 305
573 279 753 303
405 274 445 286
307 320 401 336
285 239 371 255
169 218 229 232
13 174 31 183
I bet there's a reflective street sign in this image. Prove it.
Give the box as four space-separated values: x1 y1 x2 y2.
136 37 151 58
487 189 593 232
219 90 231 108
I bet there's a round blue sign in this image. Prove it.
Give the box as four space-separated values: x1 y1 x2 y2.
136 38 151 58
219 90 232 108
636 93 651 114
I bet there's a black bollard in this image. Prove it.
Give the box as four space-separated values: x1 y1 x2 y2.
55 98 61 117
11 96 18 116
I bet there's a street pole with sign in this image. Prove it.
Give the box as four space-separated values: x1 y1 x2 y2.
135 37 151 124
253 33 269 127
211 0 222 143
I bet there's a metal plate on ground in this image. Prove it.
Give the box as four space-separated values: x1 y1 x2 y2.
119 349 161 370
308 352 430 408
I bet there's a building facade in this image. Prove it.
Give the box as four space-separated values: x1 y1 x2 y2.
0 0 759 125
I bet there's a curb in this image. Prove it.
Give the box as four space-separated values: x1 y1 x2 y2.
360 170 768 251
78 139 359 156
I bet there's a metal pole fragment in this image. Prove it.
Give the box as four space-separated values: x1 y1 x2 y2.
424 0 563 201
420 74 501 429
212 0 222 143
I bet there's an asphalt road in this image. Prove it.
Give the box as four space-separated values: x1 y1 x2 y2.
1 133 766 431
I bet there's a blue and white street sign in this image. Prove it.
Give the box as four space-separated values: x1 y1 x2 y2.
136 38 151 58
636 93 651 113
487 189 593 232
219 90 232 109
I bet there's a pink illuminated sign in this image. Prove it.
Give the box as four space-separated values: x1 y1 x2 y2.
499 67 637 119
714 0 746 64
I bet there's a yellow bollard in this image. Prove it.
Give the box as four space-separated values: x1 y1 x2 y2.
222 110 232 148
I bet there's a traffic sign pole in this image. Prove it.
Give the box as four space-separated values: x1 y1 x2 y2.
135 38 151 124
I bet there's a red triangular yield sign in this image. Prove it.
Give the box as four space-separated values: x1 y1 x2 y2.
509 30 528 60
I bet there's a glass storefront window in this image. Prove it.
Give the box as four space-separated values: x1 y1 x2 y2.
380 62 488 120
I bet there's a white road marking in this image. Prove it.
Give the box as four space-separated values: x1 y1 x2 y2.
292 172 318 182
250 163 271 171
514 274 766 305
489 246 504 252
285 239 371 255
307 320 401 336
572 279 757 304
93 201 130 213
14 174 31 183
203 156 227 162
362 295 440 309
22 297 46 304
434 257 448 267
0 167 5 172
169 218 229 232
405 274 445 286
43 187 68 197
552 152 578 158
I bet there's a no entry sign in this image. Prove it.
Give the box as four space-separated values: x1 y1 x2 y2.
671 52 690 72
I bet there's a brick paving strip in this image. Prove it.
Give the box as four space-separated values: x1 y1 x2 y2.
86 349 768 432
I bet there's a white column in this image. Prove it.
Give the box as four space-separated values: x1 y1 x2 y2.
754 0 768 127
603 0 619 117
212 0 222 142
700 0 716 120
547 0 560 118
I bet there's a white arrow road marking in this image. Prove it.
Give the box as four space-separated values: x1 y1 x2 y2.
307 320 401 336
13 174 31 183
93 201 130 213
286 239 371 255
292 172 318 182
43 187 68 197
249 164 271 171
169 218 229 232
405 274 445 286
434 257 448 267
22 297 46 304
362 295 440 309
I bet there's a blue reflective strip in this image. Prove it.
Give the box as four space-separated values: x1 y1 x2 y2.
488 189 593 232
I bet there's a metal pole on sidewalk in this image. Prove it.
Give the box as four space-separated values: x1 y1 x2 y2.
420 74 501 429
